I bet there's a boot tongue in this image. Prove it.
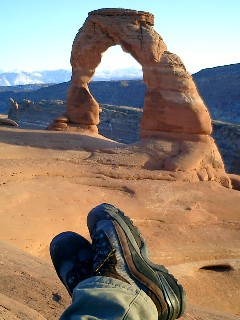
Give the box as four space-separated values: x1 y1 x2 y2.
92 230 116 273
92 230 129 283
94 248 116 274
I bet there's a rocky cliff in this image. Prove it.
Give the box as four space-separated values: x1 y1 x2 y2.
193 63 240 124
212 121 240 174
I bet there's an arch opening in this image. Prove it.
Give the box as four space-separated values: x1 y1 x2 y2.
52 8 212 139
90 45 144 143
93 45 142 81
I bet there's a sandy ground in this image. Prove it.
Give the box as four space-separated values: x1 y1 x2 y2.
0 126 240 319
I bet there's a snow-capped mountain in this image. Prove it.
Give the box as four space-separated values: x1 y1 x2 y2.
0 67 142 86
0 70 71 86
93 66 142 81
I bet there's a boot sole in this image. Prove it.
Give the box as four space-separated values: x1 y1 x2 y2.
116 208 186 319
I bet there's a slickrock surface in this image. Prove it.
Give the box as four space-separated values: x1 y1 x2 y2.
0 126 240 319
0 241 70 319
1 241 239 320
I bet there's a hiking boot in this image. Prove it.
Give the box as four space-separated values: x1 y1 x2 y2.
50 231 93 296
87 203 186 320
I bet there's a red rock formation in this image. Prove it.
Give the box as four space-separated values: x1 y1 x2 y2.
64 8 167 133
141 52 212 136
48 8 230 187
229 174 240 191
64 8 212 136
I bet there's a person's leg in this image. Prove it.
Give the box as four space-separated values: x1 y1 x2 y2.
60 276 158 320
50 232 158 319
50 204 186 319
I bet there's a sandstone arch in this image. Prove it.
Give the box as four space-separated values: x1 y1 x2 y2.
63 8 212 136
48 8 230 187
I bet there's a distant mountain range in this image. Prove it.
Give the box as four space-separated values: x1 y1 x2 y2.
0 66 142 86
0 70 71 86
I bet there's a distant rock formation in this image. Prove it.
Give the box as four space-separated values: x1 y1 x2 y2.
46 8 231 187
9 98 19 111
0 117 18 127
7 99 66 129
0 98 19 127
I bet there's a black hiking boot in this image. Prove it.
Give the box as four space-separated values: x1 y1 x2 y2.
87 203 186 320
50 231 93 296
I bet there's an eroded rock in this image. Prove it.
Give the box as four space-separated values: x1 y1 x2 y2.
141 51 212 136
48 8 230 187
62 8 212 137
0 118 19 127
229 174 240 191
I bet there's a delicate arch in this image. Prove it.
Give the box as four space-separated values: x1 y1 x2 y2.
65 8 212 137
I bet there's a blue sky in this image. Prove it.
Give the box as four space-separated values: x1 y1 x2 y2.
0 0 239 73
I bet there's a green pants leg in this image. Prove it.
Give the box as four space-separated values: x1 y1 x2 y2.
60 276 158 320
